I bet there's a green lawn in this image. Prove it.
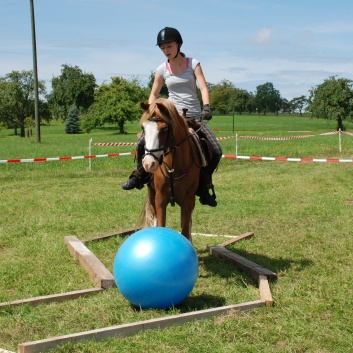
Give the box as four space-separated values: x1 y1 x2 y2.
0 114 353 352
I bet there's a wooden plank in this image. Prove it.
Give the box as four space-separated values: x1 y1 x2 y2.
209 246 277 280
258 275 274 307
64 236 115 289
18 300 265 353
81 227 142 243
217 232 254 247
0 288 104 308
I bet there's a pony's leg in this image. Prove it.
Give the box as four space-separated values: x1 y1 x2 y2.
147 186 158 227
155 192 168 227
180 198 196 242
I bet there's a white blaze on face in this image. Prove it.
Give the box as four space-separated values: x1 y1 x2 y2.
142 120 163 173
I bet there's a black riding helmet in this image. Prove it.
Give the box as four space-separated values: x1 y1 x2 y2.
156 27 183 46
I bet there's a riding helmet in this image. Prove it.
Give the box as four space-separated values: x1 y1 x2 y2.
156 27 183 46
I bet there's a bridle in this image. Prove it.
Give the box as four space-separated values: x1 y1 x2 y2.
143 114 195 206
143 117 173 165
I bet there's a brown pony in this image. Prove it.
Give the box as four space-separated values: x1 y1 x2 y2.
138 98 202 242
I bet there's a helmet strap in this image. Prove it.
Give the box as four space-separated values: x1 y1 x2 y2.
173 44 181 59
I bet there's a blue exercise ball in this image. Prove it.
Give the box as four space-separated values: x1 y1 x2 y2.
113 227 199 309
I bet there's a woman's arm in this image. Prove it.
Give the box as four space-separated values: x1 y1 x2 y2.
194 63 210 105
148 71 164 104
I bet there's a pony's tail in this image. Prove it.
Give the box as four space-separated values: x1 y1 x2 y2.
137 196 156 229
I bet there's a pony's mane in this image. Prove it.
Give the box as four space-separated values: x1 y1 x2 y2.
140 98 188 135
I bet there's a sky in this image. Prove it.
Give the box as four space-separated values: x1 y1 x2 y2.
1 0 353 100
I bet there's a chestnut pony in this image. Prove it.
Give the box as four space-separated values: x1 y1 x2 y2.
138 98 202 242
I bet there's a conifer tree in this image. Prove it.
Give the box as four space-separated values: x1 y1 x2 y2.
65 106 81 134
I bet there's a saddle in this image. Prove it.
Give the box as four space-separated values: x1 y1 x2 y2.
187 120 213 168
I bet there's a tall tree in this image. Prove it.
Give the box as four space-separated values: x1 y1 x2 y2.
0 70 47 137
81 76 148 133
308 76 353 130
233 89 252 115
290 95 307 116
48 64 96 120
210 80 237 114
254 82 282 115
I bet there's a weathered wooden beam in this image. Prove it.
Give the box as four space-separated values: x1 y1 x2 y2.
0 288 104 308
209 246 277 280
64 236 115 289
258 275 274 307
217 232 254 247
18 300 265 353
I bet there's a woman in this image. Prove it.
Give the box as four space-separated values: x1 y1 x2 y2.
122 27 222 207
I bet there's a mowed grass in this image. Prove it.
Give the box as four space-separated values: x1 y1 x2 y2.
0 114 353 352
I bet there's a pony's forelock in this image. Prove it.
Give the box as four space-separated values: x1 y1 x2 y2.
140 98 185 130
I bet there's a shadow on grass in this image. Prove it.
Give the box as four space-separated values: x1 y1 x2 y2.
227 248 313 276
131 294 226 314
180 293 226 311
199 245 313 281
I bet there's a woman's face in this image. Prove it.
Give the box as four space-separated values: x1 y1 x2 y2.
159 41 179 59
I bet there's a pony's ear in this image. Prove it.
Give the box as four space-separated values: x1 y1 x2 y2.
156 102 170 118
140 102 150 111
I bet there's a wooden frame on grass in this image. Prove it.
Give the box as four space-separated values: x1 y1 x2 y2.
1 230 277 353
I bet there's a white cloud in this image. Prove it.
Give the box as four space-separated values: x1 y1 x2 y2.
250 28 278 45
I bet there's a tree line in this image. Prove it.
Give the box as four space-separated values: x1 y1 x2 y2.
1 64 353 137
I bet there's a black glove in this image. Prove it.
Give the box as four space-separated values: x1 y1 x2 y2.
201 104 212 120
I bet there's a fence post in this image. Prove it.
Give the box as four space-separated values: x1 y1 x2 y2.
236 133 238 156
89 138 92 171
339 128 342 155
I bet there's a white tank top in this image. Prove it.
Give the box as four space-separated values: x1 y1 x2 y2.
156 57 201 119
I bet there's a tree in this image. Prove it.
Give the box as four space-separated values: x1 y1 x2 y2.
65 106 81 134
233 89 252 115
147 71 168 97
291 95 308 116
281 98 291 115
254 82 282 115
210 80 237 114
48 64 96 120
0 70 47 137
81 76 148 133
308 76 353 130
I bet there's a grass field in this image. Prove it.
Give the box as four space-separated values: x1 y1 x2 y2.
1 114 353 352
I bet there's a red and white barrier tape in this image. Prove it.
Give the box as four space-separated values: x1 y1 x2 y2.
92 142 137 146
1 152 352 164
218 131 338 141
223 155 353 163
0 152 136 164
92 131 339 145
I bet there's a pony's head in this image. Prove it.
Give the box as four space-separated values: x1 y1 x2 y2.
140 98 187 173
